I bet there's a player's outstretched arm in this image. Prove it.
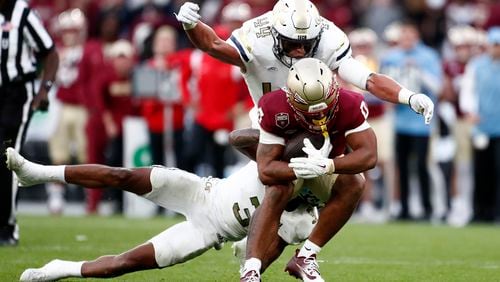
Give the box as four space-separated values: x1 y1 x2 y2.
176 2 244 69
366 73 434 124
337 58 435 124
229 128 259 161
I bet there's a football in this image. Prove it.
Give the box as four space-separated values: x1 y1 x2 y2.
282 131 324 162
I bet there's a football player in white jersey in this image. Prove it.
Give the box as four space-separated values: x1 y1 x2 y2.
175 0 434 126
5 148 317 281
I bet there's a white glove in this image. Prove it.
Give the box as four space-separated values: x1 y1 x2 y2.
409 93 434 125
175 2 200 30
290 164 319 179
289 156 335 178
302 136 332 158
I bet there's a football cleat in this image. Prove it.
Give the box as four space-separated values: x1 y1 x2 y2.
240 269 261 282
285 249 325 282
5 147 40 187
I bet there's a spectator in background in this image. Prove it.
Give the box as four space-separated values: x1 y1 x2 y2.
46 9 89 215
460 26 500 223
92 39 138 213
347 27 392 223
380 19 443 221
445 0 482 28
358 0 404 40
137 25 191 168
383 21 402 49
79 10 120 214
183 2 251 178
439 25 477 226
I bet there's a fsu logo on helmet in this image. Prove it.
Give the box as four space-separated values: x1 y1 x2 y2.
275 112 290 128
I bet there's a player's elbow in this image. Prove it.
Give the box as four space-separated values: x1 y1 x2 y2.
258 172 275 186
258 167 279 186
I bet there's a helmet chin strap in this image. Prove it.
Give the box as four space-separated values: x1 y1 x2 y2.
312 117 329 139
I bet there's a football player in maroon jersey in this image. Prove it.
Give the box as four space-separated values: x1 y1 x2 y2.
240 58 377 281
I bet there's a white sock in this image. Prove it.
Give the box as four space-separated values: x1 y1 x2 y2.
241 258 261 275
23 160 66 183
298 239 322 257
44 260 84 278
59 260 84 277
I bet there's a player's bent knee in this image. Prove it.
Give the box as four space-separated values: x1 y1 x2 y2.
228 128 259 148
266 184 294 206
149 222 217 268
336 174 365 197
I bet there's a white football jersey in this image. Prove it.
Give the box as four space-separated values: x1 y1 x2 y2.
209 161 266 241
227 11 352 105
147 162 316 245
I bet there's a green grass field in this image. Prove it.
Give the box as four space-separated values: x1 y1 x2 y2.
1 216 499 281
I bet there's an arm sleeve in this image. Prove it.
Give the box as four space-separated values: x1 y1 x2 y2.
226 22 255 65
323 23 352 70
24 9 54 55
337 56 374 91
259 128 285 145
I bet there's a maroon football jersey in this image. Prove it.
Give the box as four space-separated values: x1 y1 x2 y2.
258 88 369 158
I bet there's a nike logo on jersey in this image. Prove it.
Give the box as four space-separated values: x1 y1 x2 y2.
267 66 278 71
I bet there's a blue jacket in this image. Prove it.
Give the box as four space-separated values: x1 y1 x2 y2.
380 42 442 136
470 55 500 137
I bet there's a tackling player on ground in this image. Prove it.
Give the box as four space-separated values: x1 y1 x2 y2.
6 151 316 281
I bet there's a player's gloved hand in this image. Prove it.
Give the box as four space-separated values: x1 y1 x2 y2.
175 2 200 30
290 163 320 179
289 155 335 178
302 136 332 158
409 93 434 125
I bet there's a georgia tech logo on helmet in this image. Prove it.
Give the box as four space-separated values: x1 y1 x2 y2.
275 112 290 129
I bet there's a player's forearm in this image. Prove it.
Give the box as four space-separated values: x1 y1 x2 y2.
40 48 59 85
258 161 296 185
331 148 377 174
365 73 404 104
186 22 220 53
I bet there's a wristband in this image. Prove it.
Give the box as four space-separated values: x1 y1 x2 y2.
398 88 414 105
182 22 197 30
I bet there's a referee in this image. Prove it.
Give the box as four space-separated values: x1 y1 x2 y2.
0 0 58 246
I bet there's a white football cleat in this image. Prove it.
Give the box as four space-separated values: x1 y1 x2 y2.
20 260 67 281
5 147 41 187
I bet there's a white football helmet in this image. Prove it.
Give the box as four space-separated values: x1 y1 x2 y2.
56 9 87 46
271 0 323 67
286 58 339 133
57 9 86 31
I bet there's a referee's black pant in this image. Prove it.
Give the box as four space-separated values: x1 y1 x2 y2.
0 80 34 241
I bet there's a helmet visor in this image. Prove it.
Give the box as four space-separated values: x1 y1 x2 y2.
281 36 317 57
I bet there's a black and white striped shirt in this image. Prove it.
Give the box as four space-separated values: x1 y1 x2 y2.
0 0 54 86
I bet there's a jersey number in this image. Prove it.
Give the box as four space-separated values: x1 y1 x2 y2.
360 100 369 119
233 196 260 227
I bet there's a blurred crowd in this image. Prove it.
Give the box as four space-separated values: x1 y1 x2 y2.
21 0 500 226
